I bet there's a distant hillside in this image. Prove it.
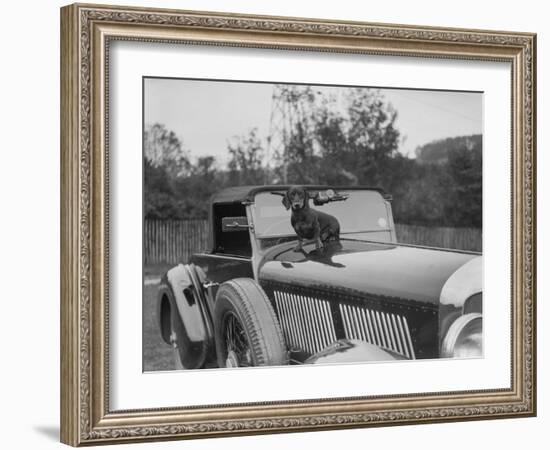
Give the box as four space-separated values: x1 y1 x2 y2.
415 134 482 165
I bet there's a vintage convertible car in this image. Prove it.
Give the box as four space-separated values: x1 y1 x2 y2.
157 185 482 369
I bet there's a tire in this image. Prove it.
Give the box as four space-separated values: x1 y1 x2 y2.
214 278 288 368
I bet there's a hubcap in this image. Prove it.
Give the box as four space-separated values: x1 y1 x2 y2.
226 350 239 367
169 330 178 348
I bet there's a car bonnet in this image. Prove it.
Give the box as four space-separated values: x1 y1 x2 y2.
258 240 480 306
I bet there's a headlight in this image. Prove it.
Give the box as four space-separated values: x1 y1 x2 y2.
441 313 482 359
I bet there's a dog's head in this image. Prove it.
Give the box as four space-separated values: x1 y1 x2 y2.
283 186 308 211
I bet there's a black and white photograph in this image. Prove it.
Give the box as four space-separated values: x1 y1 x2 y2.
142 77 483 371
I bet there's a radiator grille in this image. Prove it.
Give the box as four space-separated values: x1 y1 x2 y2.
273 290 415 359
273 291 337 355
339 303 415 359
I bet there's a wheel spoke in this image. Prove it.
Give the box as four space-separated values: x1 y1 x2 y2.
223 312 252 367
226 315 234 350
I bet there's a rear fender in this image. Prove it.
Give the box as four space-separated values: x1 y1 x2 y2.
157 264 215 369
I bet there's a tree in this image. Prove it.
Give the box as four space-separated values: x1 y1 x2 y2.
143 157 180 219
270 85 319 184
143 123 225 219
415 134 481 166
314 109 355 185
171 156 222 219
144 123 190 178
444 139 482 227
227 129 266 185
343 89 400 186
397 134 482 227
391 160 451 226
308 88 401 188
273 87 401 187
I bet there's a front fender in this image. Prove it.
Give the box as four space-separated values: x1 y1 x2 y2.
440 256 483 309
157 264 214 369
438 256 483 347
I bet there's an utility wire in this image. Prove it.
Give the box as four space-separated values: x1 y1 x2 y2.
389 91 480 123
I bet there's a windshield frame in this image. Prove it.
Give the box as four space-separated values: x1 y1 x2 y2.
249 187 396 250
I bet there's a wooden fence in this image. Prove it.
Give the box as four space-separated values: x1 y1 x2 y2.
144 219 482 265
394 224 481 253
144 219 209 265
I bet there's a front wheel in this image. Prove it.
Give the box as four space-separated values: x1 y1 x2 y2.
214 279 288 368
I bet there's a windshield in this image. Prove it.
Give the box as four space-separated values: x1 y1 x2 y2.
252 190 392 247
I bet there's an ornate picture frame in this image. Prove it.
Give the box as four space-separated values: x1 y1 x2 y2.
60 3 536 446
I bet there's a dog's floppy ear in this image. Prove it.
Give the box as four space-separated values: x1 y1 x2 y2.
282 192 291 210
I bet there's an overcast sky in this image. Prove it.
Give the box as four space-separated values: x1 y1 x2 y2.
144 78 482 166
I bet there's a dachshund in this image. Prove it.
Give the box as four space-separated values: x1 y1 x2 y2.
281 186 340 252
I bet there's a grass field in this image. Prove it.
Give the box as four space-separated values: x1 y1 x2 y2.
143 282 174 372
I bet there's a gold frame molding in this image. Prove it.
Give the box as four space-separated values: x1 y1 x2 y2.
60 3 536 446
